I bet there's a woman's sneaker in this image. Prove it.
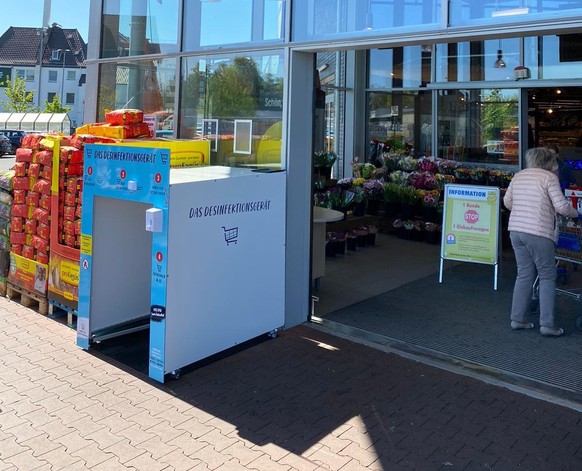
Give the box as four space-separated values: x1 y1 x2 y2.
540 326 565 337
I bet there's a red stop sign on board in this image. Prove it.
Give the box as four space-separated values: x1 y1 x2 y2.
156 251 163 262
155 173 162 183
464 209 479 224
120 169 126 179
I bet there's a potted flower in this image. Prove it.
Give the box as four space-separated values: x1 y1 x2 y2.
366 224 379 246
399 185 420 219
313 151 337 179
363 179 384 215
346 230 358 251
420 190 441 223
351 180 366 217
424 222 441 244
383 182 402 218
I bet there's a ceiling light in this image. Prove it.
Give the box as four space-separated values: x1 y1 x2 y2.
494 50 506 68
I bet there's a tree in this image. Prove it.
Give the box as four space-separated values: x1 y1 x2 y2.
208 57 261 117
43 95 71 113
0 76 38 112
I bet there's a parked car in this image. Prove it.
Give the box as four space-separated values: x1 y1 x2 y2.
0 134 12 156
0 129 27 153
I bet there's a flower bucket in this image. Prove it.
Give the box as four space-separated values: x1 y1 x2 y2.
332 239 346 255
346 236 358 251
325 240 336 257
366 199 380 216
353 201 366 217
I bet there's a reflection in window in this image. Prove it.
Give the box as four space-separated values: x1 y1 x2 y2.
437 89 518 165
435 39 519 83
101 0 179 58
96 59 176 131
179 51 284 168
367 91 432 158
369 46 432 89
183 0 284 51
449 0 582 27
293 0 440 42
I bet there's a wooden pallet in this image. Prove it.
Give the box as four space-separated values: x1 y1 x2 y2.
6 282 49 316
48 300 77 328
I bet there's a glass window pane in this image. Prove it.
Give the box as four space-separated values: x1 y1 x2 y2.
96 58 176 125
293 0 441 42
101 0 179 58
49 71 57 82
437 88 518 166
368 90 433 158
183 0 284 51
179 51 284 168
369 46 432 89
435 39 519 83
450 0 582 27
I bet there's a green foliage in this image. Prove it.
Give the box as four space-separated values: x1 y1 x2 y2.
208 57 262 117
43 95 71 113
0 76 38 112
481 89 518 141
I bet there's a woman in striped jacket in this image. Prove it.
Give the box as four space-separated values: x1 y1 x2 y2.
503 147 578 337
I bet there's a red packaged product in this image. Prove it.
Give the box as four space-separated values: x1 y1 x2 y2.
105 108 144 125
40 165 53 180
13 162 28 177
59 163 83 176
28 163 41 179
63 205 75 221
36 251 49 264
12 204 30 218
13 177 31 190
75 203 82 219
32 207 50 225
63 220 75 236
39 194 51 211
67 177 82 193
11 244 22 256
21 133 45 149
24 219 37 234
32 178 51 195
31 235 48 254
64 191 77 207
74 218 82 234
63 234 76 248
11 217 23 233
68 134 117 149
35 150 53 166
13 190 26 205
25 191 40 207
16 147 34 162
10 231 28 245
60 146 83 164
36 222 50 240
22 245 35 260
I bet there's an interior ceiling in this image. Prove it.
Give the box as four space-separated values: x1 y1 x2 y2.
530 87 582 112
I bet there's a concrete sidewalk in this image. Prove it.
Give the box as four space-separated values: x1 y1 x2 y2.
1 297 582 470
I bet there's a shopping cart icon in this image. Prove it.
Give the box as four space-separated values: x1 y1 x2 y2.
222 226 238 245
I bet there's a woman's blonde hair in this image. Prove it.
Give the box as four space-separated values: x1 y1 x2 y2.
525 147 558 172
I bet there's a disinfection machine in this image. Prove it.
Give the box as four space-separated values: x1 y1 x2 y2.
76 144 286 382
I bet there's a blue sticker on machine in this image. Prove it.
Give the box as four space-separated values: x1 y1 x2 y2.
151 305 166 321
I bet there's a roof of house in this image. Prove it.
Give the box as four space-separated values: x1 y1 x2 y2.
0 24 87 68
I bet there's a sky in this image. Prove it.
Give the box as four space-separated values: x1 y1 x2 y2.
0 0 90 42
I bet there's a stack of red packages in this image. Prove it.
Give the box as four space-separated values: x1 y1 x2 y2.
10 137 54 264
57 146 84 249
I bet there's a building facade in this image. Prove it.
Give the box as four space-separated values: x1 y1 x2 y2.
84 0 582 327
0 24 87 130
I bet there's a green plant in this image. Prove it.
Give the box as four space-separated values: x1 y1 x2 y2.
383 182 402 204
314 151 337 167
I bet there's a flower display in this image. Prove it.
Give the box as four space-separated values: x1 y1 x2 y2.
398 156 418 172
389 170 410 186
314 151 337 167
363 179 385 200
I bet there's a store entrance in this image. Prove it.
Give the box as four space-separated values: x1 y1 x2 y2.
527 87 582 184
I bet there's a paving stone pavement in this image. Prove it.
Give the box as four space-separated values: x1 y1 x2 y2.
1 297 582 471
